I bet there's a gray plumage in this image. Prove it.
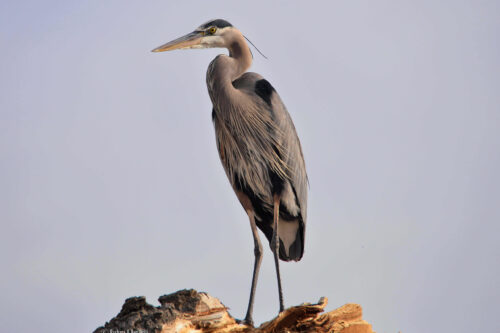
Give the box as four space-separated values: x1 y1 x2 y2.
153 19 308 326
209 66 307 261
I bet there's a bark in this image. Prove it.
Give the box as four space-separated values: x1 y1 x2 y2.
94 289 374 333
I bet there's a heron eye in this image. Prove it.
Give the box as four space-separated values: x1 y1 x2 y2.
209 27 217 34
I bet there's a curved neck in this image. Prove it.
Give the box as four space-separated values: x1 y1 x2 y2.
226 31 252 80
207 29 252 103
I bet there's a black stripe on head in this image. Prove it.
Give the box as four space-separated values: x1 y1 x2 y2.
201 19 233 29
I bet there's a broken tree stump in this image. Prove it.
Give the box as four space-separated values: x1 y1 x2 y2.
94 289 374 333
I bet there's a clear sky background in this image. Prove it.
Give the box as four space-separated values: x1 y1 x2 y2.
1 1 499 332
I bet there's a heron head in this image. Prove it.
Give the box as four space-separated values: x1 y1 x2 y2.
152 19 236 52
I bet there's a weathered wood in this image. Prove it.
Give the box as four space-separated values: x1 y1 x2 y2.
94 289 374 333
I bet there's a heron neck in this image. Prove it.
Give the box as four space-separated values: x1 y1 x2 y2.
227 33 252 80
207 33 252 106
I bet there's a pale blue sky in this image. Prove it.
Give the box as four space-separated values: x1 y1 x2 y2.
1 1 499 332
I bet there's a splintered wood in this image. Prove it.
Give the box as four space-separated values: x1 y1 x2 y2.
94 289 374 333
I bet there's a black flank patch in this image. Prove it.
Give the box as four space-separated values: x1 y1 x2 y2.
268 169 285 195
233 174 275 242
234 172 297 261
255 79 275 107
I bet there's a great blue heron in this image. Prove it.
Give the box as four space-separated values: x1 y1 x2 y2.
152 19 307 326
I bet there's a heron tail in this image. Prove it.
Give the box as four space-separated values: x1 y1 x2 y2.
277 219 304 262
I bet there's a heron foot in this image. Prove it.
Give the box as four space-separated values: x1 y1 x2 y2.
236 317 254 327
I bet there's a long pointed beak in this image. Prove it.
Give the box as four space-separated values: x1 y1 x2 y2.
152 31 203 52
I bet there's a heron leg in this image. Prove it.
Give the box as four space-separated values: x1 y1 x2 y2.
243 210 262 326
272 193 285 312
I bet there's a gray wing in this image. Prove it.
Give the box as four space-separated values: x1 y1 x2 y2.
233 72 308 219
233 72 308 260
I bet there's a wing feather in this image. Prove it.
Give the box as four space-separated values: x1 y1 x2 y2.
213 72 308 260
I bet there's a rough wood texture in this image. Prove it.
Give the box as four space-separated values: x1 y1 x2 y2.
94 289 374 333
